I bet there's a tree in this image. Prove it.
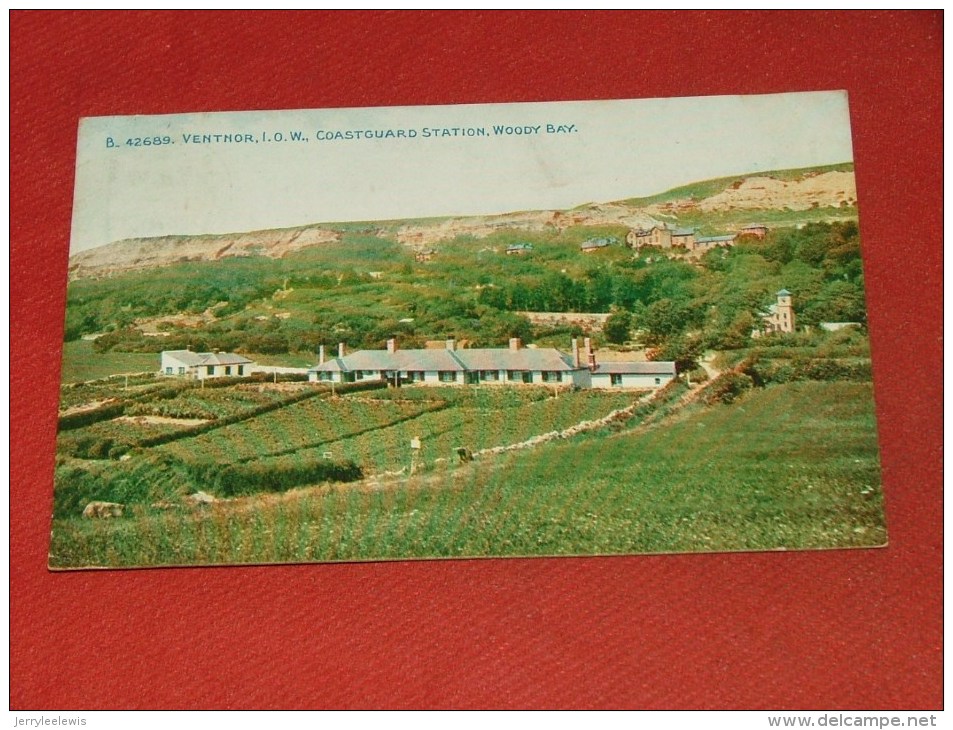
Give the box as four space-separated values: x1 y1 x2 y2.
711 310 755 350
640 298 692 344
585 268 614 311
603 311 632 345
477 311 534 346
654 333 704 374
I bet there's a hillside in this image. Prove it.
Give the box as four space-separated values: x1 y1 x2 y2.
68 163 855 279
69 226 340 280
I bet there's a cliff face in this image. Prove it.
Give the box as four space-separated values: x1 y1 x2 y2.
68 167 856 279
390 207 661 248
693 171 857 213
68 226 340 279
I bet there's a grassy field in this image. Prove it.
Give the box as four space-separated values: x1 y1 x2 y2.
49 380 884 568
60 340 316 386
59 340 159 383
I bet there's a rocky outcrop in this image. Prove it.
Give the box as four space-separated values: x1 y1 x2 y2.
391 207 660 248
694 171 857 213
185 491 218 506
82 501 125 519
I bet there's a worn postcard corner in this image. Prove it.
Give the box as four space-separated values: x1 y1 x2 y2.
52 91 884 569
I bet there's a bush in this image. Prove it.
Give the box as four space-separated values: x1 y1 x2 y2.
795 359 871 382
57 433 133 459
746 358 872 385
53 450 364 517
183 458 363 497
52 455 183 518
603 311 632 344
700 372 754 405
57 401 127 431
684 366 709 384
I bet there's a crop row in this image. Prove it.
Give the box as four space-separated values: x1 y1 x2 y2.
124 386 290 420
58 373 164 410
358 386 554 407
57 417 191 458
158 395 441 464
243 389 639 475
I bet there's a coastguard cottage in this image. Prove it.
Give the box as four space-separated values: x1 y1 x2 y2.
160 350 255 379
308 338 676 390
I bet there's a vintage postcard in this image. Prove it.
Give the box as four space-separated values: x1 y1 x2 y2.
51 92 885 569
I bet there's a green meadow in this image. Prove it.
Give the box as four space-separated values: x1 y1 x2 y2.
49 380 884 568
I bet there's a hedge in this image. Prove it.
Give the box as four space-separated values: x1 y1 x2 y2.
183 458 363 497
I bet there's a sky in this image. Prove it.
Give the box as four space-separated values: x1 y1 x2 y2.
70 91 854 253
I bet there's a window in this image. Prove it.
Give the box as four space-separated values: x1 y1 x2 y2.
439 371 456 383
237 365 244 376
655 378 661 385
165 367 173 375
206 365 214 375
521 372 534 384
507 370 519 381
178 367 185 375
408 371 424 382
542 371 563 383
225 366 232 376
611 374 623 386
481 370 499 381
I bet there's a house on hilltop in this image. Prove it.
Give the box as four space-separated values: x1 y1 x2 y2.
752 289 796 337
580 237 617 254
160 350 255 379
506 242 534 255
693 234 737 251
627 224 698 251
627 224 739 253
738 223 768 240
308 337 675 390
627 225 669 249
670 227 697 249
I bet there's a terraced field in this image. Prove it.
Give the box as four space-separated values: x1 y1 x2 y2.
49 381 885 567
159 387 639 474
52 382 646 516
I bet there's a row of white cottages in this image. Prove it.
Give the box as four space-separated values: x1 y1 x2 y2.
159 339 677 390
307 338 676 390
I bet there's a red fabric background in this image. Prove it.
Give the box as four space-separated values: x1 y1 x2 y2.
10 11 942 709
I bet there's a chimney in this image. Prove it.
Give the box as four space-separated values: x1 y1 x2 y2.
583 337 592 359
588 352 597 373
387 338 397 353
571 338 580 368
319 345 326 365
509 337 521 352
338 342 346 358
446 338 456 351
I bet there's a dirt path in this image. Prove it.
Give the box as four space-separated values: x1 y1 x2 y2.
115 415 210 427
59 398 118 417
